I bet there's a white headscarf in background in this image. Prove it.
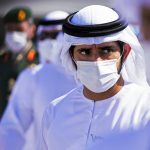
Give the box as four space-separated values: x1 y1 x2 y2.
37 11 68 64
61 5 149 87
114 0 150 85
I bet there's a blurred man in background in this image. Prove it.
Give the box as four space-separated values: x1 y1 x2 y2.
114 0 150 84
138 0 150 84
114 0 141 38
0 6 39 118
0 10 77 150
139 0 150 41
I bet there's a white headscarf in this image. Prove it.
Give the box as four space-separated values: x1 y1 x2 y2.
61 5 148 87
37 11 69 35
37 11 69 64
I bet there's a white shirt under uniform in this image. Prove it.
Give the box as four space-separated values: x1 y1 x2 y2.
39 81 150 150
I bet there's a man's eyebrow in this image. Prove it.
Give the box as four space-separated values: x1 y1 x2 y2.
78 47 92 50
99 45 117 49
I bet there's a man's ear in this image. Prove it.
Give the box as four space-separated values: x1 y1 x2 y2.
123 43 131 62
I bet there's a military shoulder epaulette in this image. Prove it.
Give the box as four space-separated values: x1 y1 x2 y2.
26 49 37 62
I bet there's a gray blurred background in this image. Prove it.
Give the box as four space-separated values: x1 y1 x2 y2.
0 0 116 47
0 0 114 17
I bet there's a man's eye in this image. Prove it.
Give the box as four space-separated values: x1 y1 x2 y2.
100 48 113 54
79 49 91 55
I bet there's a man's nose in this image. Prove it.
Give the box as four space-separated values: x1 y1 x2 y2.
90 53 102 61
90 45 103 61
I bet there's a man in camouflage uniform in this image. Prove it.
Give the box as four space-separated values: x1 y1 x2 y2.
0 6 39 118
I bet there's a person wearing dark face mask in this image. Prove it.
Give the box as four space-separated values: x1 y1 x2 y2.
38 5 150 150
0 10 77 150
0 6 39 118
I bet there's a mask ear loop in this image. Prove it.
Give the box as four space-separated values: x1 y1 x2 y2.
117 49 124 60
118 45 124 74
71 56 78 70
119 43 132 74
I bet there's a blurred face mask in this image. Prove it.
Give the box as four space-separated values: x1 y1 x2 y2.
76 59 121 93
38 32 63 64
5 31 27 53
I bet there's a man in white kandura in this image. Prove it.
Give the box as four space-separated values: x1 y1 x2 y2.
38 5 150 150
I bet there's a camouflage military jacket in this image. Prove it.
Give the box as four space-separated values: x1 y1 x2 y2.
0 41 39 117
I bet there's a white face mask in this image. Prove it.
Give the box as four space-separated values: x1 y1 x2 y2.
5 31 27 53
38 33 63 64
76 59 120 93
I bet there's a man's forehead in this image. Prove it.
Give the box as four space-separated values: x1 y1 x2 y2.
74 41 118 48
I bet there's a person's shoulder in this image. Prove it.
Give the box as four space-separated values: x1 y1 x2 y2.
26 63 45 75
22 42 39 65
127 82 150 105
121 82 150 105
49 85 81 108
19 66 34 75
51 87 78 105
20 63 52 79
124 82 149 93
120 82 150 126
16 63 43 83
140 86 150 99
15 67 34 84
42 87 79 125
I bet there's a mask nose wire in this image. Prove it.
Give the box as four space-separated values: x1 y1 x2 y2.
117 46 124 62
